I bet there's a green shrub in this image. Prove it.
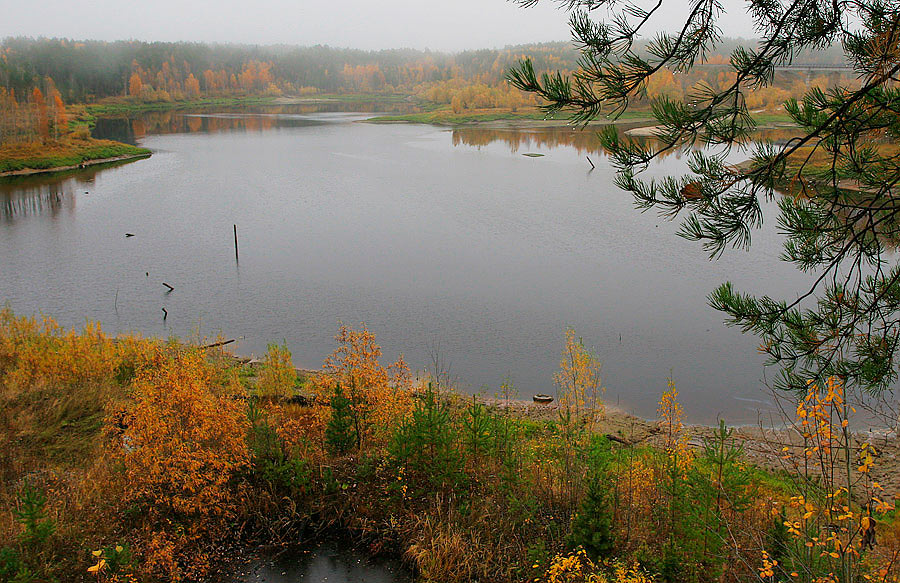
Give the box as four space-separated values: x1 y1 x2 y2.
258 342 296 400
388 384 463 493
462 397 492 464
246 401 309 494
0 547 23 582
14 483 54 549
569 436 616 558
325 384 356 455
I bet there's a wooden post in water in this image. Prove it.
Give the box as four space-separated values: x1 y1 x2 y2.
233 224 239 262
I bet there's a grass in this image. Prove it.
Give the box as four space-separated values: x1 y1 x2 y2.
81 92 415 117
750 111 797 125
83 95 281 116
366 106 658 126
0 137 151 175
71 92 793 133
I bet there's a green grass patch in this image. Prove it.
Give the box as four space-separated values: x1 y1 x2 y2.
84 95 280 116
0 139 151 174
366 105 656 126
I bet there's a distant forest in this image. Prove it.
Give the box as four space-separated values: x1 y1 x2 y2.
0 37 850 101
0 37 852 144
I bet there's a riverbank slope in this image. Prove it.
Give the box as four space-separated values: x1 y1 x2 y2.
1 311 897 583
0 137 151 177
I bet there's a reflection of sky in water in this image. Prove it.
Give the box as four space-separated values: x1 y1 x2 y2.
92 102 422 144
234 541 410 583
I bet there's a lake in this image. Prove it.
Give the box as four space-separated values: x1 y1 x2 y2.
0 103 811 423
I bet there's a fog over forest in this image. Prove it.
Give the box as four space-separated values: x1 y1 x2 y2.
3 0 760 51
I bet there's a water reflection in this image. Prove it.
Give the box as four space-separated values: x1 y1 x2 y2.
0 160 139 223
0 183 74 223
94 101 421 144
232 541 411 583
451 125 807 156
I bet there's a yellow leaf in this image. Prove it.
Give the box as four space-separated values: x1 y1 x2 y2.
92 550 102 557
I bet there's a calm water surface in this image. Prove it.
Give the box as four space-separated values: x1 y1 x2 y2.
0 105 812 423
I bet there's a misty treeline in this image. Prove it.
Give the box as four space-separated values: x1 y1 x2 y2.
1 37 848 104
0 38 587 102
0 37 854 146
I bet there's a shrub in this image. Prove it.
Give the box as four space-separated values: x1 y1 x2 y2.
246 401 310 495
13 483 54 549
0 547 24 582
325 384 356 455
258 342 296 400
569 473 615 558
388 385 463 494
310 324 413 449
116 351 249 520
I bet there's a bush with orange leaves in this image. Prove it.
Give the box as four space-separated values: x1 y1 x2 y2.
309 324 413 450
114 350 249 521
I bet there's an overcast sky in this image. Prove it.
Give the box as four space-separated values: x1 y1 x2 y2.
0 0 758 52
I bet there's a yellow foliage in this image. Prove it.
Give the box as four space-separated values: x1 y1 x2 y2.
657 378 691 465
543 549 651 583
258 342 296 399
310 324 413 447
115 350 249 520
554 328 604 430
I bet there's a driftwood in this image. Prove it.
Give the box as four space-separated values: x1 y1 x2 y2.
586 156 595 169
604 433 633 446
162 282 175 292
199 338 236 350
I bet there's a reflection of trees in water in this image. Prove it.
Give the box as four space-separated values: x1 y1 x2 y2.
104 102 422 141
0 164 115 222
452 126 689 159
0 182 75 222
452 126 616 155
451 125 806 158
